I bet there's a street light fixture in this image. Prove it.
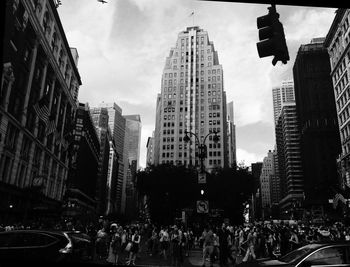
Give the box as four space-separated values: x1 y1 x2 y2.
184 130 220 173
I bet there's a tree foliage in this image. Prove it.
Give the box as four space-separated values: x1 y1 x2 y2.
136 164 255 225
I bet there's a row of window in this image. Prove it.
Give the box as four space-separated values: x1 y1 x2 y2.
164 69 221 79
0 148 65 201
337 85 350 120
163 79 221 87
329 13 350 68
161 157 222 166
32 0 78 95
170 62 214 70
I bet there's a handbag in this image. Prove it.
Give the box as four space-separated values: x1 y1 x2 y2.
125 242 133 252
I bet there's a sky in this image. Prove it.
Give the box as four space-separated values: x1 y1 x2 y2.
57 0 337 168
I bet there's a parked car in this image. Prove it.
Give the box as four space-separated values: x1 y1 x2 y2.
238 242 350 267
0 229 91 263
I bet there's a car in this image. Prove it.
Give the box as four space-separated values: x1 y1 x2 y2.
238 242 350 267
0 229 91 263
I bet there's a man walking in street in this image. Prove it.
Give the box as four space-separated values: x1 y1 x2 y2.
218 223 229 266
242 227 256 262
202 227 215 267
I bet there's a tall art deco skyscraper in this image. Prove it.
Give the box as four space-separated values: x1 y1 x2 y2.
153 26 229 170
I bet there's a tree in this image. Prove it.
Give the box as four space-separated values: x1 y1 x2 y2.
136 164 197 224
136 164 255 225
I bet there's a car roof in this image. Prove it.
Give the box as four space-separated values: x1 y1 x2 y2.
0 229 66 236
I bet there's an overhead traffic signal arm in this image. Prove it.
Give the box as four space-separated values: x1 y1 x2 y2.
256 5 290 65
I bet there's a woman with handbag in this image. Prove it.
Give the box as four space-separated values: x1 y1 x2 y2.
126 229 141 266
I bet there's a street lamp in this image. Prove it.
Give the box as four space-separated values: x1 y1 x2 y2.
183 130 219 173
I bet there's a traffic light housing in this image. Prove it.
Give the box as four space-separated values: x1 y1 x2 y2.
256 6 289 65
199 144 207 159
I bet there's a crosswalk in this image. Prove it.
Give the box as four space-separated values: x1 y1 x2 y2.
187 249 220 267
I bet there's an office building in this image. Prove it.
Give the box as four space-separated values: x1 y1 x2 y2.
146 132 155 167
260 150 274 210
324 9 350 190
153 26 229 170
227 101 237 168
251 162 263 220
123 115 142 219
272 80 295 125
293 38 341 216
90 106 119 216
1 0 81 222
275 103 304 214
95 102 126 215
64 103 100 221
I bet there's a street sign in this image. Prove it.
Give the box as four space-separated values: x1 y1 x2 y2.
197 200 209 213
198 172 206 184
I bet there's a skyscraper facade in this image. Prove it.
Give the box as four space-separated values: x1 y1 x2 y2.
123 115 142 219
96 102 126 214
64 103 100 220
324 9 350 190
251 162 263 220
146 132 155 167
293 38 341 216
124 115 142 169
153 26 228 170
272 80 295 125
90 106 119 216
227 101 237 168
1 0 81 222
270 148 281 206
276 103 304 214
260 150 274 210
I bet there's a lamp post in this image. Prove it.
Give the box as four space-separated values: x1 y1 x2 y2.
183 130 219 174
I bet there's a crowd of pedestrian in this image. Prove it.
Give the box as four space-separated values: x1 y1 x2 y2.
1 218 350 266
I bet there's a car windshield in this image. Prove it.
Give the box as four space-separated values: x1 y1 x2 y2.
278 244 323 264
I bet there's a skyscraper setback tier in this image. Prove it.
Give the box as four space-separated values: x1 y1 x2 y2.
153 26 229 170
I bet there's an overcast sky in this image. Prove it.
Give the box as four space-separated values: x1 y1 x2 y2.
57 0 336 168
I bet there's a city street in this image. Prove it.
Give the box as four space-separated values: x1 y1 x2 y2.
2 1 350 266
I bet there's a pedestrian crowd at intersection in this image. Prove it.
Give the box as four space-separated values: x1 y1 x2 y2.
1 218 350 266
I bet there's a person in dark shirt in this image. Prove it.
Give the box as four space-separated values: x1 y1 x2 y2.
218 223 229 266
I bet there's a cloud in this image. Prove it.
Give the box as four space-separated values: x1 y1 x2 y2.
236 148 262 167
57 1 337 168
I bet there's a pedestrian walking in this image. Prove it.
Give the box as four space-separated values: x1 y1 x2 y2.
96 226 108 260
218 223 229 266
159 227 170 259
107 224 122 265
242 228 256 262
126 229 141 265
202 228 215 267
171 225 182 266
289 229 299 252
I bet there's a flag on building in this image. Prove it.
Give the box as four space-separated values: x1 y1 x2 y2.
45 114 56 136
54 131 61 145
62 139 69 151
33 95 50 125
333 193 346 209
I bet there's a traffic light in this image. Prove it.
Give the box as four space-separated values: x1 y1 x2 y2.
199 144 207 159
256 5 289 65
